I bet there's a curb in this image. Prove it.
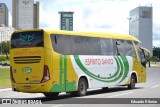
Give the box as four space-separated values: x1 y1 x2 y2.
0 88 12 92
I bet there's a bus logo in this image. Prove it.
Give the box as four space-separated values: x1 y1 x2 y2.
22 67 32 74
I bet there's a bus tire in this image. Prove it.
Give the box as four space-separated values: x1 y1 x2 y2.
43 92 59 98
77 78 87 96
128 75 136 89
102 87 108 91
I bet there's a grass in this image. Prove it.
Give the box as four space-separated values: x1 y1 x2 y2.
0 68 11 88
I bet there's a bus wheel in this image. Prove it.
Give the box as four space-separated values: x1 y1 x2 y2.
43 92 59 98
77 78 87 96
128 75 136 89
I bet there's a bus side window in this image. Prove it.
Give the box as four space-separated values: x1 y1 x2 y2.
70 36 88 55
85 37 101 55
134 41 143 59
112 40 117 55
100 38 114 55
124 40 136 57
116 40 125 56
50 34 71 55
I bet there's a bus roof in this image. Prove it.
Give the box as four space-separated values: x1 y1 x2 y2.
13 29 141 43
47 29 141 43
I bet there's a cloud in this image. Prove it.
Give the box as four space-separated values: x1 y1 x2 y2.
153 40 160 47
35 0 160 47
2 0 160 47
37 0 141 32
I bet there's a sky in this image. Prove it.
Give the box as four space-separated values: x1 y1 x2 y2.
0 0 160 47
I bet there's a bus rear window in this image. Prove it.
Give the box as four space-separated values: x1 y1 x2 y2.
11 31 44 48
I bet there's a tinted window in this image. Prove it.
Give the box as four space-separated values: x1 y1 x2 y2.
134 41 142 48
70 36 89 55
51 34 101 55
51 34 71 54
86 37 101 55
11 31 44 48
124 40 136 57
116 40 125 55
134 41 142 57
100 38 113 55
112 40 118 55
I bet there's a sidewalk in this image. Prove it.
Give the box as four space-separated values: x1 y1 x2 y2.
0 88 12 92
0 86 11 89
0 65 10 68
0 86 11 91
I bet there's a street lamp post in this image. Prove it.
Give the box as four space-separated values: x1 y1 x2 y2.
127 17 132 35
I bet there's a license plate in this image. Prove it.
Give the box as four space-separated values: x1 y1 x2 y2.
24 85 31 89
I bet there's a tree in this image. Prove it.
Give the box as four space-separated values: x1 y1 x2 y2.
150 56 159 64
0 41 10 59
153 46 160 59
0 42 1 54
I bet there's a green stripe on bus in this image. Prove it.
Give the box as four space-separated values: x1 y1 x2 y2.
117 56 124 81
74 55 129 84
107 56 121 79
50 55 130 92
74 55 116 82
50 55 66 92
60 55 63 85
111 56 124 82
59 55 67 85
50 55 77 92
118 56 129 84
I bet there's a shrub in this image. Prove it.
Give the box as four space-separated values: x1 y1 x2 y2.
0 55 6 62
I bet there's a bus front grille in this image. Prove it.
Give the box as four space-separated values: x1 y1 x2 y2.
14 56 41 64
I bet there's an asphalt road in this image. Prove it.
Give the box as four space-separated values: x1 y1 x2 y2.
0 68 160 107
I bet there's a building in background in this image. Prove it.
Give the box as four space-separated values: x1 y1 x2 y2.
0 3 8 27
12 0 39 29
33 2 39 28
0 26 15 43
129 6 153 54
59 11 74 31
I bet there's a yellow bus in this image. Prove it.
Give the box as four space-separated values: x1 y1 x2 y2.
10 29 150 97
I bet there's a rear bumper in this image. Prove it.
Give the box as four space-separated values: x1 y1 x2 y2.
11 83 51 93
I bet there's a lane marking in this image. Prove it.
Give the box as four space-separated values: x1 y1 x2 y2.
2 92 43 98
0 88 12 92
51 105 64 107
108 92 133 98
151 85 159 88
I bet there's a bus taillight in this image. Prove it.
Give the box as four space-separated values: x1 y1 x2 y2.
41 65 50 83
10 66 15 83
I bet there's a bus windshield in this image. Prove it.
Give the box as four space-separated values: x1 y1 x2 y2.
11 31 44 48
